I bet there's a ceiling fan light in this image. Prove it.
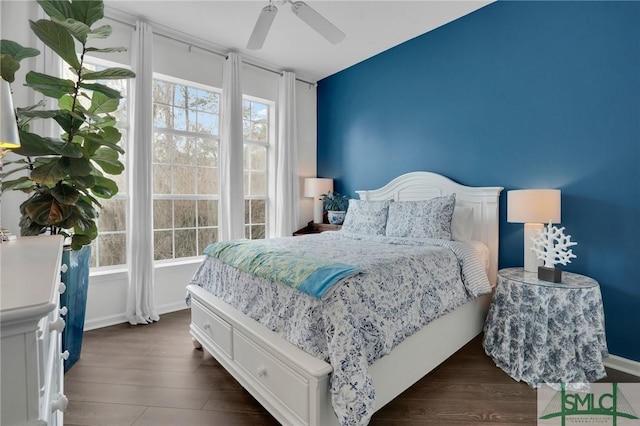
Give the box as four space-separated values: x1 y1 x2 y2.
247 4 278 50
291 1 345 44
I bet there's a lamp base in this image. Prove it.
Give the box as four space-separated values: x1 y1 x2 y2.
538 266 562 283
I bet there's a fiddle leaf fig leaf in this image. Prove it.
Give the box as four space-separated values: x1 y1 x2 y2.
90 175 118 198
89 91 119 113
29 19 81 70
25 71 75 98
78 82 121 98
87 25 112 39
71 0 103 27
36 0 74 22
0 53 21 83
0 40 41 61
31 158 67 184
15 130 83 157
52 17 90 43
51 181 80 204
85 46 126 53
83 67 135 80
22 190 73 226
93 147 124 174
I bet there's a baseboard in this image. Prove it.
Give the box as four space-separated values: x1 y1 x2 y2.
604 354 640 377
83 301 188 331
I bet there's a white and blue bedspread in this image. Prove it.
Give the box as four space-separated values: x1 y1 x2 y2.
187 231 491 425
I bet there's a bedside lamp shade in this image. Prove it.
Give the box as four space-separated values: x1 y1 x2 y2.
0 78 20 151
507 189 561 272
304 178 333 223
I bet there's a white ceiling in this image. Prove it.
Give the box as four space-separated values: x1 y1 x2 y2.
105 0 493 82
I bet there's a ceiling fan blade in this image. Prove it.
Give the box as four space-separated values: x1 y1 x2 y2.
290 1 345 44
247 4 278 50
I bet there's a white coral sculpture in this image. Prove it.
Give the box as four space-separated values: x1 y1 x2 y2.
531 221 578 268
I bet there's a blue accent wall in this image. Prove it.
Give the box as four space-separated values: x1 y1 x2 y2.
317 1 640 361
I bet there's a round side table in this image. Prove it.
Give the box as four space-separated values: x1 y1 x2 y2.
483 267 609 387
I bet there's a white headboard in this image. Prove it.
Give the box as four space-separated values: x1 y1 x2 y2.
356 171 503 286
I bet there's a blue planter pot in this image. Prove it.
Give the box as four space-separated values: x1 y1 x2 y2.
60 245 91 372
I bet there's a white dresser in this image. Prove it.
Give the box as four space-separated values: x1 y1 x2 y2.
1 235 68 426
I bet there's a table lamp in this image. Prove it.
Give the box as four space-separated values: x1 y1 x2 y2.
507 189 561 272
304 177 333 224
1 78 21 242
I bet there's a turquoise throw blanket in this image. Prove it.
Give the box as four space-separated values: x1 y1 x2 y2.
204 240 361 299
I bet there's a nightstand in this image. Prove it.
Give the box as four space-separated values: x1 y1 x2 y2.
483 267 608 387
293 221 342 236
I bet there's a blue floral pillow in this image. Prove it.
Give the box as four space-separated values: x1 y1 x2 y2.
341 200 391 236
385 194 456 240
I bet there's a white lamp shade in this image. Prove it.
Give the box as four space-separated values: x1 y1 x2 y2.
304 177 333 198
507 189 561 224
0 79 20 149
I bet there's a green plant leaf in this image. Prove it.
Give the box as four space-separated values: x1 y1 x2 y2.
22 190 73 226
15 130 83 157
71 0 103 27
53 109 85 134
83 67 135 80
87 25 112 39
0 40 41 61
52 18 90 43
31 158 67 184
16 109 63 119
51 181 80 204
25 71 75 98
63 156 92 176
85 46 126 53
90 175 118 198
36 0 74 21
19 214 47 236
89 91 119 113
0 53 21 83
1 176 36 192
82 131 124 156
78 82 121 98
29 19 81 70
93 148 124 174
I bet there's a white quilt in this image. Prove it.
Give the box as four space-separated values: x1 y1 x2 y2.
188 231 491 425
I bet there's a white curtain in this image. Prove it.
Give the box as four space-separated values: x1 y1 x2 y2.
274 72 299 236
126 21 158 325
218 52 245 241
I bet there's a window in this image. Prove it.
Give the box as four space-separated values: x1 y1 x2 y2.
64 58 130 269
151 76 274 262
243 97 271 240
152 76 220 261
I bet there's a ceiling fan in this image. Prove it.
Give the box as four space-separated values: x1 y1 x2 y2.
247 0 346 50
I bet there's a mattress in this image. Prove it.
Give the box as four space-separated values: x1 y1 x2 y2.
188 231 491 425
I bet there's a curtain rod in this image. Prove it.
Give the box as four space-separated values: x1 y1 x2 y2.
104 14 317 87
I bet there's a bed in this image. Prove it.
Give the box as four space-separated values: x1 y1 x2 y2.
186 171 503 426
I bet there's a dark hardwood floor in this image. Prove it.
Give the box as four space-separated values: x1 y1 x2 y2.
64 309 638 426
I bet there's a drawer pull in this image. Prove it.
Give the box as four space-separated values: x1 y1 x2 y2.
61 350 70 361
61 264 69 273
59 306 68 316
59 281 66 294
49 317 66 333
51 393 69 413
257 366 267 378
203 322 211 330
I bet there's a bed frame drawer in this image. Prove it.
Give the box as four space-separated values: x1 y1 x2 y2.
233 330 309 423
191 299 233 358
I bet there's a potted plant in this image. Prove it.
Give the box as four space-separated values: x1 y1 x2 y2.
1 0 134 371
322 190 349 225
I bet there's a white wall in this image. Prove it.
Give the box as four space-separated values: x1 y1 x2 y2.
1 2 317 330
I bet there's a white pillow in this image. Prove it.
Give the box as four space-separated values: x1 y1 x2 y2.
451 205 474 242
